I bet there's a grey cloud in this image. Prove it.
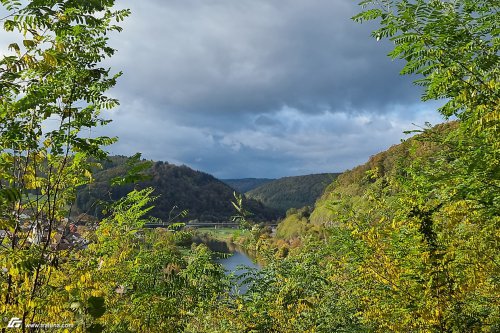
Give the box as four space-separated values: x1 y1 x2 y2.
102 103 443 178
254 115 283 129
110 0 421 122
0 1 446 179
0 0 445 178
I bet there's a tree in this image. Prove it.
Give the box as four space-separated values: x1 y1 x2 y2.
354 0 499 136
0 1 129 330
335 1 500 330
64 188 228 332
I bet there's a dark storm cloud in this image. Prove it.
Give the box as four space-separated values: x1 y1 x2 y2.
110 0 419 119
96 0 444 177
0 0 443 177
103 103 443 178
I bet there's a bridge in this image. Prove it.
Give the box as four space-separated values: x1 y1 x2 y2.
144 221 278 229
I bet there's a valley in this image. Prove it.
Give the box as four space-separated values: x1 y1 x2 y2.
1 0 497 332
75 156 337 224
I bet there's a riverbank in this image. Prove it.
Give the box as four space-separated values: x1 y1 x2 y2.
191 227 265 266
193 227 251 245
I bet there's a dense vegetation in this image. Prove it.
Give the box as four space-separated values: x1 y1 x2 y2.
76 156 279 223
0 0 498 332
245 173 339 213
271 120 500 331
309 122 456 225
221 178 275 193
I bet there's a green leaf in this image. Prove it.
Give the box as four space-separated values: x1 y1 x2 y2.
22 39 35 48
0 187 21 203
87 324 104 333
86 296 106 319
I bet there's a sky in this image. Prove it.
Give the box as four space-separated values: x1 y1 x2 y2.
3 0 445 179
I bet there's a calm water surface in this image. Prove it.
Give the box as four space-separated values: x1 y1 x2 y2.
216 248 260 274
194 238 260 293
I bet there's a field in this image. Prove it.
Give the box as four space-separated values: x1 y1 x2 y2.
194 227 251 243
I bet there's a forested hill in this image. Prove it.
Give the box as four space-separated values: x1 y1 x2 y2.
309 121 458 225
75 156 280 223
245 173 340 213
273 118 500 329
277 122 459 237
221 178 275 193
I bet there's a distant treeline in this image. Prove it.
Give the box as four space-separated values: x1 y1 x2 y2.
245 173 340 213
75 156 280 223
221 178 275 193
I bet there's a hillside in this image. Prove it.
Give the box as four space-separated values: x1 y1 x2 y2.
75 156 280 223
221 178 275 193
273 122 460 238
309 122 458 225
245 173 340 213
281 118 500 330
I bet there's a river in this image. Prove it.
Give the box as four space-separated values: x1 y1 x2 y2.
193 237 260 293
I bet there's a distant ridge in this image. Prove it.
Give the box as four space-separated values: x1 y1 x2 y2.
75 156 280 223
221 178 275 193
245 173 340 213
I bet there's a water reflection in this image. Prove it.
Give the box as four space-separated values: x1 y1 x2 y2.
193 237 260 293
